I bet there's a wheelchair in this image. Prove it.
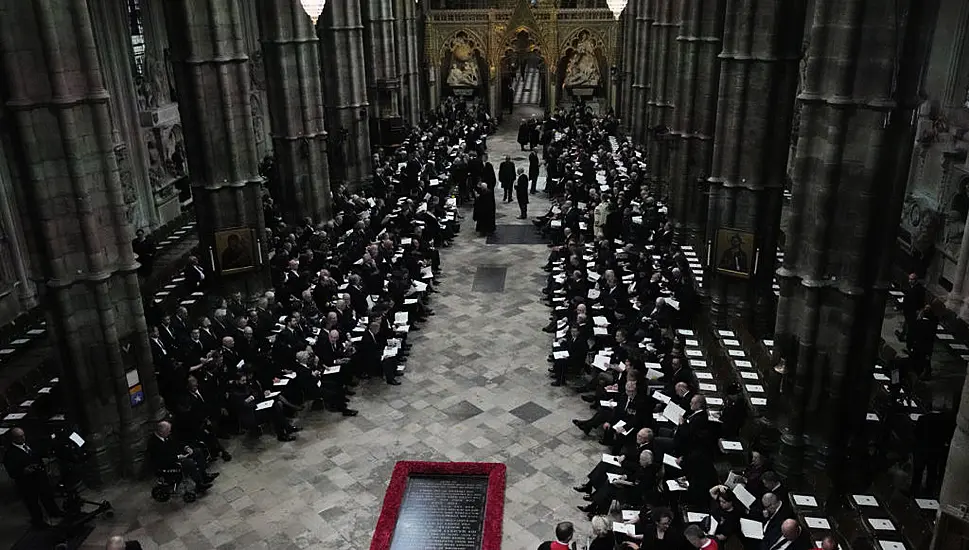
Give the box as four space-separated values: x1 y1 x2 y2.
151 467 197 503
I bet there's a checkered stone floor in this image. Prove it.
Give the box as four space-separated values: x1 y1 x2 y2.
0 112 607 550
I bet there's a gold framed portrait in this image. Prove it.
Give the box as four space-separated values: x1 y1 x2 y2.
714 228 756 279
214 227 258 275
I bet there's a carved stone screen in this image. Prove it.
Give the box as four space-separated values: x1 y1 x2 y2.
389 474 490 550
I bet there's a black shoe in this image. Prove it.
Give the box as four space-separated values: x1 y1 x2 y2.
573 485 591 494
346 390 356 396
577 505 593 513
277 433 297 442
387 379 402 385
583 495 593 502
220 451 232 462
204 472 220 483
581 395 595 403
342 409 359 417
196 482 213 493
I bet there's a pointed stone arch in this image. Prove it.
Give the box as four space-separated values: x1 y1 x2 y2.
560 26 607 57
438 29 488 68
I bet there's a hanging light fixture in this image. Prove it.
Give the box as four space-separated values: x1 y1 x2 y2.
300 0 327 25
606 0 628 20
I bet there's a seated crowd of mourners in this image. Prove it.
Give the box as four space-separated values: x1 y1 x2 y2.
532 108 826 550
143 95 490 498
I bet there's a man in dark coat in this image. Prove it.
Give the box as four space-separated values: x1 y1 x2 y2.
499 155 517 203
517 120 529 150
133 229 156 278
528 150 540 193
468 152 483 189
473 183 497 235
907 303 937 378
515 168 530 220
896 272 925 341
482 154 497 190
3 427 62 527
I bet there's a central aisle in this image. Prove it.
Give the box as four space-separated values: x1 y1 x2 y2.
75 111 600 550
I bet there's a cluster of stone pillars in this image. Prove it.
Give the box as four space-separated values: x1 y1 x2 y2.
617 0 944 473
619 2 969 541
0 0 423 479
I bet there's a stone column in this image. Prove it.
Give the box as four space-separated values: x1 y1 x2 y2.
164 0 269 293
0 0 165 482
257 0 333 224
0 143 37 311
396 0 422 126
618 2 637 134
631 0 653 142
88 0 157 231
932 367 969 549
319 0 373 189
646 0 678 192
668 0 724 244
364 0 404 147
239 0 272 161
705 0 807 330
773 0 937 476
427 64 441 112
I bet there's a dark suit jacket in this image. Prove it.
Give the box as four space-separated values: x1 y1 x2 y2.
3 444 45 481
184 264 208 290
760 502 796 550
146 435 182 472
673 409 716 456
499 161 516 188
348 286 370 317
356 330 383 371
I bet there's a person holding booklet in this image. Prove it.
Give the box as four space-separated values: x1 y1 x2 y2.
706 485 743 544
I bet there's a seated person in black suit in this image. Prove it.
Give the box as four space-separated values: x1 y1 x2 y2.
773 519 812 550
146 421 216 494
174 376 231 462
579 449 656 519
226 370 297 442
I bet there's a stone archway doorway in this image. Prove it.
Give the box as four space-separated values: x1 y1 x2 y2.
497 28 548 116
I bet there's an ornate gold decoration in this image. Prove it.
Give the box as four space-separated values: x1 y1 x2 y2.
426 0 619 81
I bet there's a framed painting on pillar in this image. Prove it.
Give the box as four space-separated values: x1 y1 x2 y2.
214 227 260 275
714 228 756 279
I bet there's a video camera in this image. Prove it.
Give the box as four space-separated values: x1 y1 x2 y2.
44 426 113 526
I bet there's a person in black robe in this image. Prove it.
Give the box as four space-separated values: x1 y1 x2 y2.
472 183 496 236
482 154 498 190
517 120 529 150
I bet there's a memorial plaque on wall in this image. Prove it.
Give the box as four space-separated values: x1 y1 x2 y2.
389 474 489 550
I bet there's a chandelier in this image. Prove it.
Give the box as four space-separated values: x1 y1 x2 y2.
606 0 627 20
300 0 326 25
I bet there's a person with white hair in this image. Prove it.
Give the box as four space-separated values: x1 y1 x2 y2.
588 515 616 550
